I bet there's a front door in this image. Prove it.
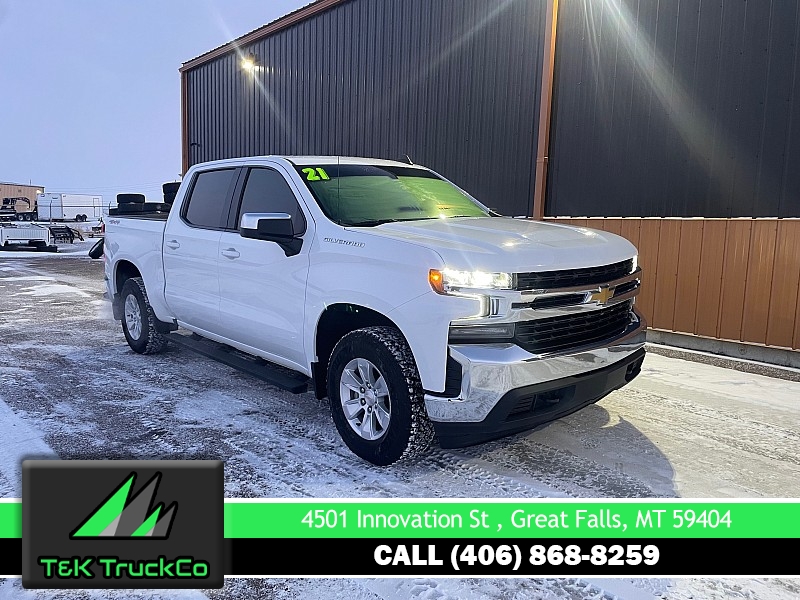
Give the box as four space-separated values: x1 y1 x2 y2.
217 165 312 369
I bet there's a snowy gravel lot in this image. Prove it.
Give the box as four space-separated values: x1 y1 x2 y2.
1 246 799 599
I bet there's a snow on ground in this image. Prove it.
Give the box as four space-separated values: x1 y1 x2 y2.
0 254 798 599
2 577 799 600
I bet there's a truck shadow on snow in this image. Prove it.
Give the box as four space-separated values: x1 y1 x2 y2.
437 402 678 498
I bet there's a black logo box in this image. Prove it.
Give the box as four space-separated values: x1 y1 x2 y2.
22 460 223 589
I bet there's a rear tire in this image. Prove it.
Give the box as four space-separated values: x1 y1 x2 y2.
120 277 168 354
327 326 434 466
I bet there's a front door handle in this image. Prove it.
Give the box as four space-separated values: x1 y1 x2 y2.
165 239 180 250
221 248 240 259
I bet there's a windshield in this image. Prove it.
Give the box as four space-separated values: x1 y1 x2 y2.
293 163 489 226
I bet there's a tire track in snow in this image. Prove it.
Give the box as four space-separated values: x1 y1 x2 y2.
444 437 666 498
0 578 210 599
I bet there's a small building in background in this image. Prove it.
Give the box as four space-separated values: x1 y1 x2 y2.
0 182 45 220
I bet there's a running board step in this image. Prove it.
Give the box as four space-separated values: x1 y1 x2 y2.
168 333 309 393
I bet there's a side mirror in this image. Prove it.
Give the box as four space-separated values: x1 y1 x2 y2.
239 212 303 257
240 212 294 240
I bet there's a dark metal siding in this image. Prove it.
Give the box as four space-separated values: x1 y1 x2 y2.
547 0 800 217
185 0 546 217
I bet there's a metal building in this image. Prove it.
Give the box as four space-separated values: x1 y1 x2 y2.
546 0 800 360
181 0 546 217
180 0 800 361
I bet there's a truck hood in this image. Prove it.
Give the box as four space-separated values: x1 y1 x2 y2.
350 217 637 272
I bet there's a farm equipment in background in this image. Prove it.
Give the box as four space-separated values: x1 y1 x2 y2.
0 197 37 221
88 217 105 238
47 225 83 244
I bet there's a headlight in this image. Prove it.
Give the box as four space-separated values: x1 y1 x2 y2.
631 255 638 273
429 268 512 294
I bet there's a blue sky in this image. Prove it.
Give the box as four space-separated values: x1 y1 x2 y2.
0 0 307 201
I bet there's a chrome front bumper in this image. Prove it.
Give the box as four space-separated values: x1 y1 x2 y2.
424 309 647 424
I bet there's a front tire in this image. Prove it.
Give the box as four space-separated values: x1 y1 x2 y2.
120 277 168 354
327 326 434 466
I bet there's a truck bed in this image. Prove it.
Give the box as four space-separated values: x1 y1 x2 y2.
106 213 166 280
0 223 50 243
108 212 170 221
0 224 57 251
109 202 171 219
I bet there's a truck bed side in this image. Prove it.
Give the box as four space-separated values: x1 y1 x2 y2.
105 216 173 323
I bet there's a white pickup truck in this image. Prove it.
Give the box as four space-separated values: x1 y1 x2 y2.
105 156 646 466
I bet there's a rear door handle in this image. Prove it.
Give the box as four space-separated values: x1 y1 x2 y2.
165 240 180 249
221 248 240 259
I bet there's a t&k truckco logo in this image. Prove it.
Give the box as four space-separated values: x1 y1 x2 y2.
70 471 177 539
22 460 223 589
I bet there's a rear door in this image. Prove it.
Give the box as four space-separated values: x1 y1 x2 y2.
163 167 239 334
217 164 312 368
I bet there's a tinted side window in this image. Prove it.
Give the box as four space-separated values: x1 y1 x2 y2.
184 169 236 229
238 168 305 232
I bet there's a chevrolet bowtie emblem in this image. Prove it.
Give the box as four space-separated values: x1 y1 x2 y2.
589 285 615 305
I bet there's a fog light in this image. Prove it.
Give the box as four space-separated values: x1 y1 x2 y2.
448 323 515 343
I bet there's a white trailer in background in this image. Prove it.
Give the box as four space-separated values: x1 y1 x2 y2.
36 193 104 221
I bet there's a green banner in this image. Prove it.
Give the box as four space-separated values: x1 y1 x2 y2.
2 499 798 539
0 502 21 538
224 501 800 539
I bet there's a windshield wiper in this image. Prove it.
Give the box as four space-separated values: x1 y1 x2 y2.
348 217 445 227
347 219 400 227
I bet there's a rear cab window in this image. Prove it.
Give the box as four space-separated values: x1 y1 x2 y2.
182 168 238 229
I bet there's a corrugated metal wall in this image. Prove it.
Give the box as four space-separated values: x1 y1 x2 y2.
548 217 800 351
184 0 546 217
547 0 800 218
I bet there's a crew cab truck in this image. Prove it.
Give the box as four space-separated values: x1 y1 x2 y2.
105 156 646 466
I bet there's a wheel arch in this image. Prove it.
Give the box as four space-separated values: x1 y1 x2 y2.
326 324 434 465
112 260 142 320
312 303 407 399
